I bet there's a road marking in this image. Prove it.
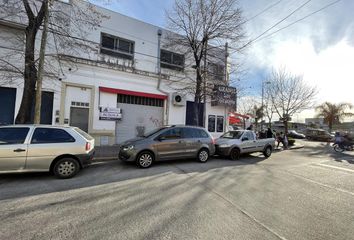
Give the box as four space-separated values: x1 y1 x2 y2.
314 163 354 174
282 170 354 197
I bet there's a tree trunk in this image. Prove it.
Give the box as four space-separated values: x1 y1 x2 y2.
15 24 38 124
193 67 203 127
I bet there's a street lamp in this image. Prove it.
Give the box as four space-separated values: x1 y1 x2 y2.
261 79 271 131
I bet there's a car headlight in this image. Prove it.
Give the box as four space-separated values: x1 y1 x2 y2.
123 145 134 151
219 144 231 148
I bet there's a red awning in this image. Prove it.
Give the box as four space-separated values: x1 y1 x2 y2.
99 86 167 100
229 112 250 119
229 116 241 124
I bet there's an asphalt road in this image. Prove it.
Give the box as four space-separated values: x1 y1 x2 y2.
1 140 354 240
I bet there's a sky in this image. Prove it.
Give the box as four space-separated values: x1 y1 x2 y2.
93 0 354 122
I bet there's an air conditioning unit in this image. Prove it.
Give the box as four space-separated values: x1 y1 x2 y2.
172 92 186 106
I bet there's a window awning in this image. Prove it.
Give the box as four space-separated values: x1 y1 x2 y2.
99 86 168 100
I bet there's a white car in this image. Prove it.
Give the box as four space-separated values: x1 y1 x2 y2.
215 130 275 160
0 125 95 178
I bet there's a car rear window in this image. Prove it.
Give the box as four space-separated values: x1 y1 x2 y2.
31 128 75 144
74 127 93 140
0 127 29 145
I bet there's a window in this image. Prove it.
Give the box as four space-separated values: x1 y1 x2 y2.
221 131 243 139
100 33 134 60
117 94 163 107
208 115 216 132
209 62 225 81
158 128 182 140
217 116 224 132
160 49 184 71
0 128 29 145
74 127 93 140
196 129 209 138
243 132 254 141
31 128 75 144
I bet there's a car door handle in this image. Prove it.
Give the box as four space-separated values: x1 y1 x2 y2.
13 148 26 152
178 140 185 143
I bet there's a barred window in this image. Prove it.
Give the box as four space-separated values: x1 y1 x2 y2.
160 49 184 71
117 94 163 107
100 33 134 60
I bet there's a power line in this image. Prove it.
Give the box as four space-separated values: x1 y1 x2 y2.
250 0 313 42
254 0 342 43
243 0 284 24
230 0 313 52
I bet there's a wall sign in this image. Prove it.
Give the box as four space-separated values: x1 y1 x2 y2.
99 107 122 121
211 85 236 109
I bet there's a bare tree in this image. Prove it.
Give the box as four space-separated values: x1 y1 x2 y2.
0 0 106 123
267 67 317 134
165 0 244 126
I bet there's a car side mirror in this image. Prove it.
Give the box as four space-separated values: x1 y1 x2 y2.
242 137 249 141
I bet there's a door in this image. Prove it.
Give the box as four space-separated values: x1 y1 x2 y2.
26 127 76 170
182 128 201 157
185 101 204 127
29 91 54 124
0 87 16 125
240 131 257 153
0 127 30 171
155 128 187 160
70 107 89 132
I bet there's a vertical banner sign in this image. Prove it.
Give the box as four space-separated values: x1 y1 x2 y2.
211 85 237 109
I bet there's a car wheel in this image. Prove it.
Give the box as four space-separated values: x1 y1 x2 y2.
198 149 209 163
53 158 80 179
230 148 240 160
136 151 154 168
263 146 272 158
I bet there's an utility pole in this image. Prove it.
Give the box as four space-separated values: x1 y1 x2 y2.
224 42 229 132
203 40 208 128
34 0 50 124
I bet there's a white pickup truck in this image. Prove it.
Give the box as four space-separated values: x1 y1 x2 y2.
215 130 275 160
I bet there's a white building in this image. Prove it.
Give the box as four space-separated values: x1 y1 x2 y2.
0 0 234 145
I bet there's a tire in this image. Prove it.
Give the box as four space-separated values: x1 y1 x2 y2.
263 146 272 158
198 148 209 163
334 144 345 153
53 158 80 179
136 151 154 168
230 148 240 160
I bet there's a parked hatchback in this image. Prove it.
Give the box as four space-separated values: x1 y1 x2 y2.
0 125 95 178
119 125 215 168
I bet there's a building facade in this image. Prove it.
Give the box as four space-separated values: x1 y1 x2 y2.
0 0 233 145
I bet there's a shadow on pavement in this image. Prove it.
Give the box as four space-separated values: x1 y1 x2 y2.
0 153 269 201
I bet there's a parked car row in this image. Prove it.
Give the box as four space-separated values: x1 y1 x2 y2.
0 125 276 179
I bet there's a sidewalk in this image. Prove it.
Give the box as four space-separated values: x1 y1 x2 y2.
94 145 120 161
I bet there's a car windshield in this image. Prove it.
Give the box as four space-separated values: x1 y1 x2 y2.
220 131 244 139
143 127 167 138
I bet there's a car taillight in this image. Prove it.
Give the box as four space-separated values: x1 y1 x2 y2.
85 142 91 151
211 137 216 145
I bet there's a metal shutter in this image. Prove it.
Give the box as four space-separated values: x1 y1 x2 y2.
115 103 163 144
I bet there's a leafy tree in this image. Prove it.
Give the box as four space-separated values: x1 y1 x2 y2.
315 102 354 132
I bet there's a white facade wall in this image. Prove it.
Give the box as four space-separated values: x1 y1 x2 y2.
0 1 232 145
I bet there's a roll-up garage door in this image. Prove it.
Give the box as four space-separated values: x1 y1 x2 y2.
115 94 164 144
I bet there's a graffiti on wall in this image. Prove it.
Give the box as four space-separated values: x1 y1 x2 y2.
149 116 163 127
